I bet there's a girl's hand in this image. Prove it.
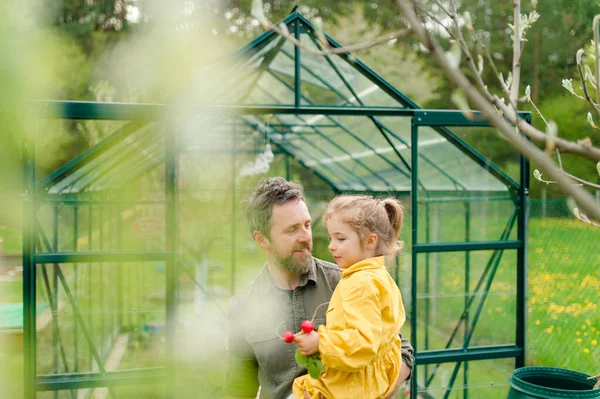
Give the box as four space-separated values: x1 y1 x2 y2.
294 330 319 355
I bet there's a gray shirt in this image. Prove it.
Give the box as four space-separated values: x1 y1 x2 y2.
224 257 414 399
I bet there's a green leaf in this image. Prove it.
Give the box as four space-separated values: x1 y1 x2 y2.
545 121 557 154
445 41 461 69
477 54 484 74
597 161 600 178
306 355 324 379
312 17 327 46
451 89 474 120
576 49 584 64
295 349 308 367
587 112 596 128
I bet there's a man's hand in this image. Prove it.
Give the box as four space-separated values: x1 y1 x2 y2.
294 330 319 355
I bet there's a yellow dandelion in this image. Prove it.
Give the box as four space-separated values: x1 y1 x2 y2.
583 348 589 354
545 326 553 334
592 340 598 346
576 331 580 336
535 248 543 254
535 320 541 325
577 338 582 343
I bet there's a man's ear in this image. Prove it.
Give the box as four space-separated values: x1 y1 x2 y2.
253 230 270 251
365 233 378 250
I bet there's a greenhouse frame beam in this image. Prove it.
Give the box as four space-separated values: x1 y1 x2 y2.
414 240 522 253
417 345 524 365
35 100 530 121
35 251 173 264
36 368 165 391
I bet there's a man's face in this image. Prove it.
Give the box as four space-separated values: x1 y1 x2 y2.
265 200 313 275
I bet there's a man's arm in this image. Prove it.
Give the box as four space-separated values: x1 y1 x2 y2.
224 297 260 398
399 332 415 381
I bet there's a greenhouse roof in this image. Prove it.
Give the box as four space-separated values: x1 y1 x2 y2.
39 11 529 196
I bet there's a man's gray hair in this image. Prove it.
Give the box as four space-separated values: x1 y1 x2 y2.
244 177 305 238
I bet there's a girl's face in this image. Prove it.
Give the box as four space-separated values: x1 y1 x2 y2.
327 216 374 269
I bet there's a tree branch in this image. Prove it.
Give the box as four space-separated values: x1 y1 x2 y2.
492 96 600 161
510 0 522 104
264 21 411 56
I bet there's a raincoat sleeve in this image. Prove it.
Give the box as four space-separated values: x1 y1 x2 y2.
318 278 383 372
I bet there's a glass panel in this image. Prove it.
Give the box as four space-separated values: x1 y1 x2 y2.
416 358 514 399
298 32 406 107
37 119 164 195
35 261 166 375
208 37 285 105
448 125 523 183
417 125 510 192
414 251 517 351
416 198 519 244
34 119 134 173
35 203 167 253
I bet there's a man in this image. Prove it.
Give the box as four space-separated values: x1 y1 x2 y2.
224 177 414 399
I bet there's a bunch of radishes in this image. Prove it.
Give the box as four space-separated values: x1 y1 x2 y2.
282 320 314 343
281 320 323 379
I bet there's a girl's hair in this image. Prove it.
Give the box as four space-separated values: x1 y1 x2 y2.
324 195 404 256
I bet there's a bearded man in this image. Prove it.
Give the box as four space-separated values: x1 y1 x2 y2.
224 177 414 399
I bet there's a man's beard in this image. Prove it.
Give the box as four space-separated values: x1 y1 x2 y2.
272 243 313 276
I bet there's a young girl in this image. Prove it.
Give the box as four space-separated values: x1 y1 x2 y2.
292 195 407 399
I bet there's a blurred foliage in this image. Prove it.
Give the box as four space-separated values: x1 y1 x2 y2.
456 0 599 101
528 94 600 198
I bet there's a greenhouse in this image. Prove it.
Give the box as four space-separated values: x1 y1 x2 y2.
22 10 533 399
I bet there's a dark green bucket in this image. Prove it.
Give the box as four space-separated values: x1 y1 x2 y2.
508 367 600 399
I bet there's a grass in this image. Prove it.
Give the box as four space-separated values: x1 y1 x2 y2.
1 208 599 398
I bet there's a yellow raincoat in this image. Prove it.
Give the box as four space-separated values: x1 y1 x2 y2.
293 256 406 399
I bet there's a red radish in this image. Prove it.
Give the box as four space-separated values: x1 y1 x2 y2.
301 320 314 333
282 331 294 343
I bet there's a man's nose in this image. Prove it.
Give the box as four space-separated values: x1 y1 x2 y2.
298 226 311 242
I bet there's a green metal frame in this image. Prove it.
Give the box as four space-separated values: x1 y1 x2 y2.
23 10 532 398
410 111 530 398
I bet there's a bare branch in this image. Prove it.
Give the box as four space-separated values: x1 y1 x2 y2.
396 0 600 221
493 96 600 161
264 22 411 56
510 0 522 105
433 0 453 19
595 15 600 110
576 58 600 114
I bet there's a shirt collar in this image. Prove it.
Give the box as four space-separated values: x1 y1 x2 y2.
258 257 318 295
341 256 385 277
